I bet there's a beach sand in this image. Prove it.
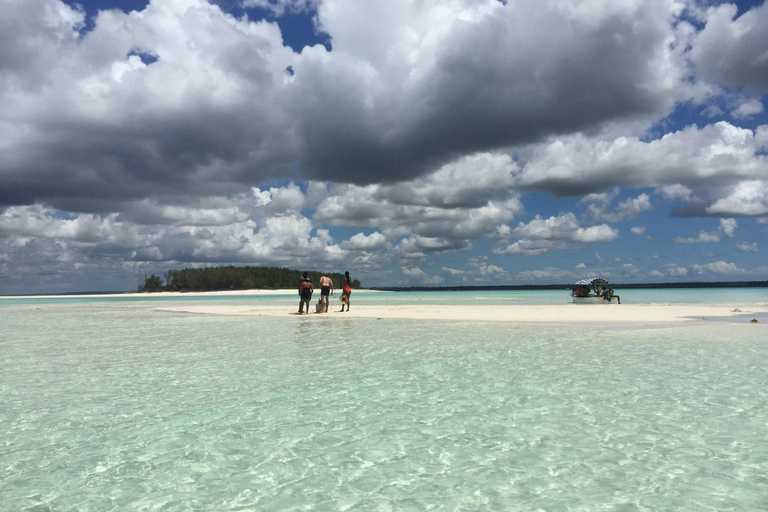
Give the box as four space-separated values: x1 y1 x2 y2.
155 303 768 324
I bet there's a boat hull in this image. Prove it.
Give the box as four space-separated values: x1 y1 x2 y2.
572 296 618 304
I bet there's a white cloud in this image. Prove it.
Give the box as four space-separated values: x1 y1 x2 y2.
718 218 737 237
513 213 618 242
658 184 694 202
731 99 764 119
583 190 652 222
690 261 746 275
515 123 768 215
441 266 465 275
575 263 586 269
665 264 688 276
573 224 620 243
495 212 618 256
400 265 444 285
340 231 387 251
673 218 737 243
649 270 664 277
494 212 619 256
631 226 646 235
673 231 721 244
736 241 758 253
401 266 426 277
493 240 551 256
690 2 768 92
706 181 768 216
466 256 508 278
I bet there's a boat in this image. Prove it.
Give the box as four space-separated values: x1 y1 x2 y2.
571 278 620 304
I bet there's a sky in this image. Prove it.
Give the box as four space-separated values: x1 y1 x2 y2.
1 0 767 293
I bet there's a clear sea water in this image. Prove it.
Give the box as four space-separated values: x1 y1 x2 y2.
2 290 767 511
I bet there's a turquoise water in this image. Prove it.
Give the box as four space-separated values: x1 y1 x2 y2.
2 287 768 307
2 294 767 511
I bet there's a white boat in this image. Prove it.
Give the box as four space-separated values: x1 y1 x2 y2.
571 278 620 304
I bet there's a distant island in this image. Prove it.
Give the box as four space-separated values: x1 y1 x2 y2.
138 266 361 293
371 281 768 292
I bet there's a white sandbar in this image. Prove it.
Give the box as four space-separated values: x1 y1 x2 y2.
155 304 768 324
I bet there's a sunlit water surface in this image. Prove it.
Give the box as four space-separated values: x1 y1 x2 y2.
2 294 767 511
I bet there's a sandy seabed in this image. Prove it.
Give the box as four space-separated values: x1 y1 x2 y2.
155 303 768 324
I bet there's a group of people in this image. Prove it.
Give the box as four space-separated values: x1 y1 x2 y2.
298 271 353 314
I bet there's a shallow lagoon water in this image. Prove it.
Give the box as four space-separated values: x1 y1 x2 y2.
2 293 768 511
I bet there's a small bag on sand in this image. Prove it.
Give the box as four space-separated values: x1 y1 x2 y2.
315 300 324 313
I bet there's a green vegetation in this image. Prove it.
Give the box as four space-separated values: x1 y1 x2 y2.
138 266 361 293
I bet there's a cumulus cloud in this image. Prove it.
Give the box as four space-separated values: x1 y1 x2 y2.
673 217 737 243
1 0 302 211
401 265 444 285
736 241 758 252
340 231 387 251
467 256 506 277
731 99 764 119
312 154 524 245
0 202 382 285
401 266 426 277
582 189 652 222
664 264 689 276
0 0 696 212
690 261 746 275
494 212 618 256
514 123 768 217
690 2 768 92
706 181 768 216
658 184 694 202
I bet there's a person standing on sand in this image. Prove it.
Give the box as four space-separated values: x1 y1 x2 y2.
318 272 334 313
298 272 313 314
339 271 352 312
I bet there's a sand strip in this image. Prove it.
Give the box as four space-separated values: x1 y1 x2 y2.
155 304 768 324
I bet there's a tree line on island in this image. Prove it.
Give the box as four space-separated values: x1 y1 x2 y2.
138 266 361 293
